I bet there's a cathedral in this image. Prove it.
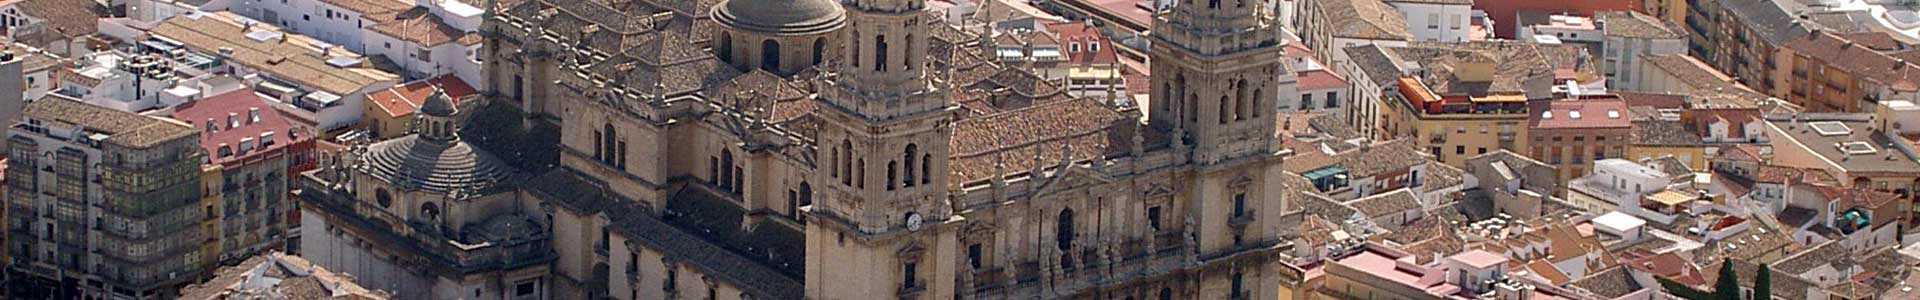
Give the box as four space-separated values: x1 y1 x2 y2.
295 0 1305 297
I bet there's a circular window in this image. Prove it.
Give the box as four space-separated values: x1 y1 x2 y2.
375 188 393 208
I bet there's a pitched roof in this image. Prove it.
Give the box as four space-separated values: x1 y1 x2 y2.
1529 99 1630 129
1639 55 1772 107
1347 188 1421 219
24 94 198 149
1570 267 1644 298
170 90 304 165
947 97 1129 186
1339 139 1428 176
1723 0 1812 45
1324 0 1412 40
1785 31 1920 92
368 75 478 118
1297 69 1348 91
1595 10 1681 39
321 0 413 15
149 12 398 95
10 0 100 40
367 8 474 47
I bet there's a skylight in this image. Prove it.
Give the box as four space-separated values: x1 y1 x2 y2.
1810 121 1852 137
1840 141 1876 155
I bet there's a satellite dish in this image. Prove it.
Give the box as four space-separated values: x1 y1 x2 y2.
906 212 924 231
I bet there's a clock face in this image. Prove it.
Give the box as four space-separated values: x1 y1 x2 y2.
906 212 923 230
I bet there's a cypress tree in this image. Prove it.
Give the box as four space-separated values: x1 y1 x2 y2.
1714 258 1742 300
1754 263 1772 300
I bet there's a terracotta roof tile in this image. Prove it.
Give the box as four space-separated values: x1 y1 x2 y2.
170 90 309 165
367 75 477 118
24 94 197 149
948 97 1128 185
1784 31 1920 92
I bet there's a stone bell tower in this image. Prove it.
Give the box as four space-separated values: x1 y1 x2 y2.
1147 0 1285 164
802 0 962 297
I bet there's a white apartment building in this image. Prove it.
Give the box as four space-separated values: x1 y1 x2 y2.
1385 0 1472 42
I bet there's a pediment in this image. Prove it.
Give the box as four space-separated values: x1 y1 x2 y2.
1032 164 1115 199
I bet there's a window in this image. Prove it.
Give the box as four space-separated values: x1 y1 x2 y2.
1427 13 1439 29
1301 93 1314 110
902 262 918 288
1070 42 1081 52
1232 271 1245 299
303 14 310 21
967 244 983 269
1147 206 1163 231
1057 209 1076 251
1325 92 1338 108
514 282 537 296
1478 147 1487 154
1456 145 1465 155
1233 193 1247 217
761 39 781 71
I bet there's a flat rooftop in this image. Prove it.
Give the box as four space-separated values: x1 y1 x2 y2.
1769 117 1920 174
148 12 397 95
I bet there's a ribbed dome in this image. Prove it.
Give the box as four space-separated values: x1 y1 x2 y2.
359 135 521 195
713 0 846 34
420 86 457 118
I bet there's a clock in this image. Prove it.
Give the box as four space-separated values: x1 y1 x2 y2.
906 212 923 231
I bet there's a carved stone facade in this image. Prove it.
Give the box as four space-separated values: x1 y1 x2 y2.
462 0 1305 297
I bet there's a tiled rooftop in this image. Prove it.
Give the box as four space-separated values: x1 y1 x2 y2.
22 94 198 149
169 90 305 165
149 12 398 95
1595 10 1682 39
368 75 478 118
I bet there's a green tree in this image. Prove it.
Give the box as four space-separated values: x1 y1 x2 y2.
1713 258 1742 300
1754 263 1771 300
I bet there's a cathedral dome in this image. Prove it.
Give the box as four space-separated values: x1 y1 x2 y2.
713 0 846 35
359 134 522 195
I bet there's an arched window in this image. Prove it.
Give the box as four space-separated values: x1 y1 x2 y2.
1056 209 1075 251
718 32 733 62
1252 89 1263 118
903 144 918 187
721 149 735 192
830 147 841 179
798 183 813 207
1231 271 1245 298
1218 95 1231 124
1160 288 1173 300
874 35 888 72
1207 0 1219 9
856 158 867 189
921 154 932 185
762 39 781 71
1236 79 1249 121
420 202 442 223
903 33 915 70
602 123 618 165
1186 94 1199 124
375 188 392 208
850 28 860 68
812 38 827 66
842 140 855 186
886 160 898 190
